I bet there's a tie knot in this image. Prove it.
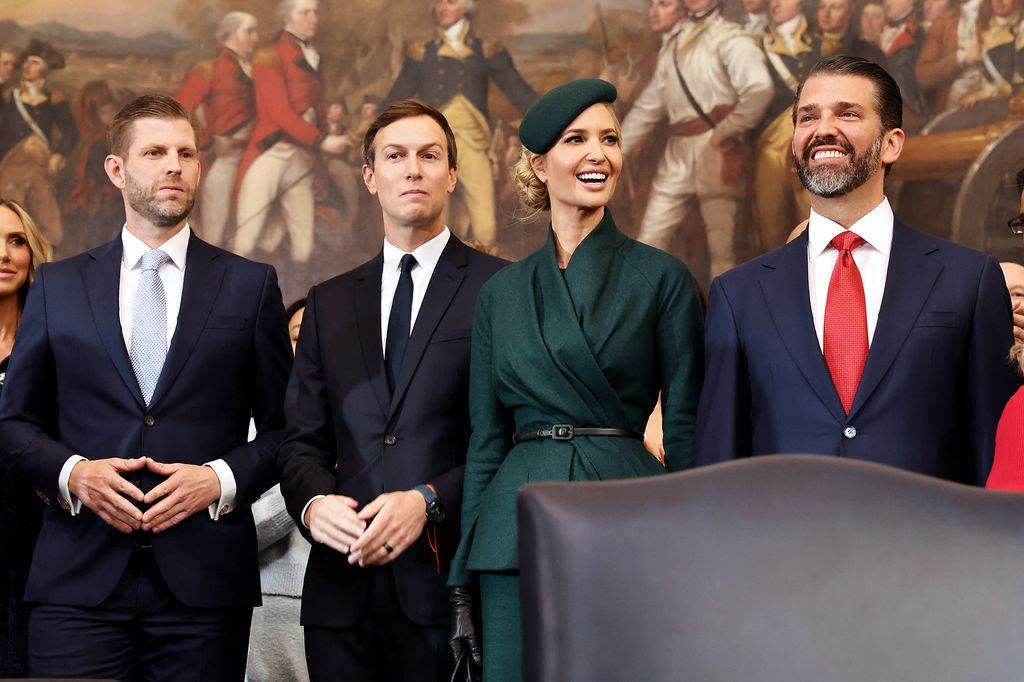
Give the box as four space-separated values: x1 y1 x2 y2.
139 249 170 273
399 253 418 274
831 231 865 253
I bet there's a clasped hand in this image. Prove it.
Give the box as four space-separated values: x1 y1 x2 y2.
305 491 427 567
68 456 221 534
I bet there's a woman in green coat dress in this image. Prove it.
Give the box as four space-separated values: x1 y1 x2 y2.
448 79 704 681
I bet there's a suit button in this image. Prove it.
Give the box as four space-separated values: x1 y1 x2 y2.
144 415 156 427
384 435 397 446
843 425 857 439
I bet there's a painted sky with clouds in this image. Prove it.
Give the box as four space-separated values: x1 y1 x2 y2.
4 0 642 37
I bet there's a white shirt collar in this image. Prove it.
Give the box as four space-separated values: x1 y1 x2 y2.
443 18 469 44
662 19 689 45
121 224 190 272
777 14 804 37
382 226 452 274
807 197 893 258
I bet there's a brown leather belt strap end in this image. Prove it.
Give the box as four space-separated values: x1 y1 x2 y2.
667 104 736 137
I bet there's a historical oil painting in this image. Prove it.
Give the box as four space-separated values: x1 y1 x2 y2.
2 0 1023 302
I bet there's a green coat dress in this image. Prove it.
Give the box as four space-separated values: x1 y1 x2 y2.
449 210 704 679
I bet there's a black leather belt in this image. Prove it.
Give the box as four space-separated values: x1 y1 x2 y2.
512 425 641 444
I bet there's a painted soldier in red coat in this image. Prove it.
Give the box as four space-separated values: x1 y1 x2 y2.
176 12 259 247
233 0 348 264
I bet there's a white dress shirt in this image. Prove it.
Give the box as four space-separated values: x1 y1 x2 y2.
286 30 320 71
59 225 236 520
807 197 894 351
442 18 470 54
301 227 452 527
380 227 452 352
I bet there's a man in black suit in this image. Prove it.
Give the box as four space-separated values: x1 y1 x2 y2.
0 94 291 680
279 99 505 681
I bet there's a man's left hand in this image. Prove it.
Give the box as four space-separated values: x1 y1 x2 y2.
141 460 221 533
348 491 427 567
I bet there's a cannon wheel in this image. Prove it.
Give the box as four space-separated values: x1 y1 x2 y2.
950 120 1024 258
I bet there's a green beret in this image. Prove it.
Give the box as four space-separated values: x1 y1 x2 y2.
519 78 618 154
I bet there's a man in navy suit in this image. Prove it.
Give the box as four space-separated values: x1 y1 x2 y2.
694 55 1017 484
0 94 291 680
278 99 505 681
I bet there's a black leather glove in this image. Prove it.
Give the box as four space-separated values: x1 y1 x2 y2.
449 586 483 676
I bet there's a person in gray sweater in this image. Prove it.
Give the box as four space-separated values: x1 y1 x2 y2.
247 299 310 682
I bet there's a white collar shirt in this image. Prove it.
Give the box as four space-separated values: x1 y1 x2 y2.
807 197 893 351
287 30 320 71
118 224 190 352
380 227 452 353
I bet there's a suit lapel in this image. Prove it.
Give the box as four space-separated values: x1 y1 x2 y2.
148 236 226 410
849 222 942 416
759 235 847 423
387 237 468 417
354 254 391 416
83 239 145 409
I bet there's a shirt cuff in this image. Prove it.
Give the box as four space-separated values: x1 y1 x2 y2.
204 459 236 520
58 455 86 516
301 495 327 529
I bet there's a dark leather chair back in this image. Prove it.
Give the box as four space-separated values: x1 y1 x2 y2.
518 455 1024 682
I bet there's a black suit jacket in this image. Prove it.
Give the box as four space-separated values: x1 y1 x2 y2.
694 221 1017 484
279 235 505 628
0 234 292 609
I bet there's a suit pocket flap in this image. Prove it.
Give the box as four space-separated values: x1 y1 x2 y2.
429 327 471 343
915 311 960 328
206 315 247 330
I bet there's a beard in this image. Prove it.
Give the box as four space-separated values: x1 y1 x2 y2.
124 169 195 228
795 133 883 198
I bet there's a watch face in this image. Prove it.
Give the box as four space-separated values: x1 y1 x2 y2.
427 499 445 523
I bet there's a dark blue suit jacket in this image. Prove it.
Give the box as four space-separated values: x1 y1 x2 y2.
0 234 292 609
694 221 1017 484
279 235 505 629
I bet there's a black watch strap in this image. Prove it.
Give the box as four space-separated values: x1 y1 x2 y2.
414 484 445 523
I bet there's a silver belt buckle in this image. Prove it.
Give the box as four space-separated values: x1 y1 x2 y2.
550 424 574 440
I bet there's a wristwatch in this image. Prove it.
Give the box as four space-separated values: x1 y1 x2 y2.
414 484 445 523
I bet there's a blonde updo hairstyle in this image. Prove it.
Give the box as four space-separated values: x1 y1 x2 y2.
511 102 621 216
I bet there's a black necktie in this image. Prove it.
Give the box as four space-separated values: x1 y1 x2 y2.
385 254 417 393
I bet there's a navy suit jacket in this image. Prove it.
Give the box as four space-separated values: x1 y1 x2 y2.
694 221 1017 484
279 235 505 629
0 234 292 609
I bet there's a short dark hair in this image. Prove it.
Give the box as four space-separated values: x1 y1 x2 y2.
107 94 200 158
362 99 458 169
285 297 307 322
793 55 903 132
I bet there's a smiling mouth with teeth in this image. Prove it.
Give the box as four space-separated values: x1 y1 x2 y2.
577 172 608 183
813 150 848 160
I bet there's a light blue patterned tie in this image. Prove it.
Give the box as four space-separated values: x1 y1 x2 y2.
130 249 171 406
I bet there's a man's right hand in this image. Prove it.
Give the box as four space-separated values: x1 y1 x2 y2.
68 457 148 533
305 494 367 553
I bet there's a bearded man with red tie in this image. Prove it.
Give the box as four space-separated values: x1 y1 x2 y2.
694 55 1017 485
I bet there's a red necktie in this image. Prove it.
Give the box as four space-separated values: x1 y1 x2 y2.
823 231 868 414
